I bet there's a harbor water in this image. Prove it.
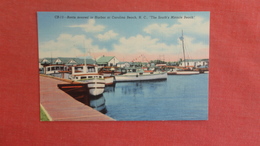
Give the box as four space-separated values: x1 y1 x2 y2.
49 72 209 121
101 74 208 121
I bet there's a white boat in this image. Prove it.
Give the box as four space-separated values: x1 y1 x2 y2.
175 70 200 75
69 65 105 96
98 67 121 77
167 68 199 75
104 76 115 85
115 68 167 82
43 65 68 75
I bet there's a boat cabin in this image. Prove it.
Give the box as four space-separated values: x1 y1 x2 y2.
44 65 68 75
71 74 104 81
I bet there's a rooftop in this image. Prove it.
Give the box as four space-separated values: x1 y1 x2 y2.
96 56 114 64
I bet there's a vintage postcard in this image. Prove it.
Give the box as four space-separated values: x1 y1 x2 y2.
38 12 210 121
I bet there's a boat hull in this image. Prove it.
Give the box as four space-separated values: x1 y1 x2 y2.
57 84 89 99
175 71 200 75
115 72 167 82
167 72 177 75
89 88 105 96
104 76 115 85
73 78 105 96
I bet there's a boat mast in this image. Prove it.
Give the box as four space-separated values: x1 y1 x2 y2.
83 40 87 66
180 30 186 68
84 50 86 66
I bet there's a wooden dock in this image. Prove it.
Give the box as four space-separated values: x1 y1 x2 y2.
40 75 115 121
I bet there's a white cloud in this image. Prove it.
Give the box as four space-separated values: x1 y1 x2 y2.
112 34 208 61
39 34 108 58
68 19 105 33
113 35 169 53
143 23 178 37
39 33 208 61
143 16 209 36
96 30 118 41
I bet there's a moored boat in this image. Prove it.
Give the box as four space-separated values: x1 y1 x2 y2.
168 68 200 75
175 70 200 75
43 65 68 75
166 66 199 75
98 66 117 85
194 66 209 74
104 76 115 85
115 67 167 82
69 65 105 96
98 66 121 77
167 30 200 75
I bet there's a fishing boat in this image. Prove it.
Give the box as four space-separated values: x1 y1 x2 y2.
98 66 121 76
168 30 199 75
43 65 68 75
194 65 209 74
69 65 105 96
115 67 167 82
103 76 115 85
98 66 118 85
174 70 200 75
167 67 200 75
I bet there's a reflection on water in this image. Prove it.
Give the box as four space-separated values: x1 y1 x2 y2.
89 95 107 114
77 95 107 114
104 84 116 93
119 80 166 97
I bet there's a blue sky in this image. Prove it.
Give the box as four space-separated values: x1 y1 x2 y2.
38 12 210 62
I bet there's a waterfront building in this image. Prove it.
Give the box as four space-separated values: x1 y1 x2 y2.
179 59 209 68
40 58 58 65
39 57 96 66
116 62 131 68
54 57 76 65
96 55 120 67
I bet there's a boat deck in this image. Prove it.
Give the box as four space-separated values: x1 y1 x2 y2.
40 75 115 121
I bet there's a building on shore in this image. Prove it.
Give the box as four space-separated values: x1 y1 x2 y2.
96 55 120 67
39 57 96 70
179 59 209 68
116 62 131 68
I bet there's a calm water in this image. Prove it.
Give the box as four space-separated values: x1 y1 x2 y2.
102 74 208 121
48 72 209 121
